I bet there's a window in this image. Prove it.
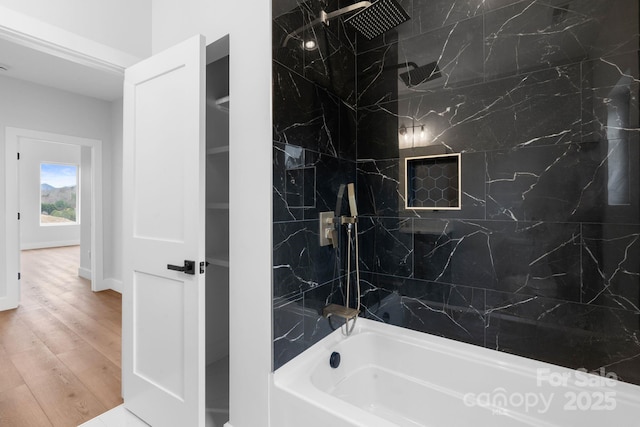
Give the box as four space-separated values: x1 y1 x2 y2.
40 163 79 225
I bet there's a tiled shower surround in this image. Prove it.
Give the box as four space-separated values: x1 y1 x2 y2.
272 0 640 385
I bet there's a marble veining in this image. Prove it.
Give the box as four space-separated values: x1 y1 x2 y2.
272 0 640 384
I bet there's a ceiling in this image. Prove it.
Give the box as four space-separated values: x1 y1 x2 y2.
0 37 124 101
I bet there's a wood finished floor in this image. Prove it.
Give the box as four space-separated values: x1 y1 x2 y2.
0 246 122 427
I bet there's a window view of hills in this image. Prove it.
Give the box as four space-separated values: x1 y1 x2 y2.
40 163 78 224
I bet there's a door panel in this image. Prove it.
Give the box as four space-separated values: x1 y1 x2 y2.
133 67 189 242
122 35 206 427
133 271 185 399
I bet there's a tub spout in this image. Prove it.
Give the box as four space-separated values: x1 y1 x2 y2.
323 304 359 321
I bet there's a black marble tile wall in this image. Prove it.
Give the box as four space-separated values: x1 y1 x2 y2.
272 0 640 384
273 0 358 369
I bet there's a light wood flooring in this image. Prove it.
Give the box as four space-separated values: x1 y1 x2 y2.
0 246 122 427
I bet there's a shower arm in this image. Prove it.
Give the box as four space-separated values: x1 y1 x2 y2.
282 1 372 47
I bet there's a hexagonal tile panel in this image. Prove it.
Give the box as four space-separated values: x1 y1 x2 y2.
406 154 461 210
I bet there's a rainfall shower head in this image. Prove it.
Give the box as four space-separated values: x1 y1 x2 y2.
281 0 410 47
344 0 411 40
398 61 441 87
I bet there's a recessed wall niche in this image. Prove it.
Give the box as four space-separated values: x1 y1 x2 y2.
404 153 461 210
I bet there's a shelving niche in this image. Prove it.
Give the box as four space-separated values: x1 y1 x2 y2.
204 43 230 426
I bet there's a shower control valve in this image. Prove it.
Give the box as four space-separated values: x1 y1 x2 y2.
319 211 338 247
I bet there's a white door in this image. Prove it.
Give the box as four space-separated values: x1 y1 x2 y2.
122 35 206 427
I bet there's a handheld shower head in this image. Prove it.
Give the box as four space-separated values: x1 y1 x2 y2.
344 0 411 40
347 183 358 217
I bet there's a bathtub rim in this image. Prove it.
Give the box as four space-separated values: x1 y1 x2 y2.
273 317 640 406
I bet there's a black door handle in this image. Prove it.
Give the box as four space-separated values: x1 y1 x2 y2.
167 260 196 275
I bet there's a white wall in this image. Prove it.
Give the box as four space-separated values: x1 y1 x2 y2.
0 75 120 292
106 99 124 291
0 0 152 58
19 139 81 249
80 146 92 278
152 2 273 426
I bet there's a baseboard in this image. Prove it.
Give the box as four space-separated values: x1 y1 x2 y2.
21 240 80 250
78 266 92 280
0 296 18 311
103 278 123 294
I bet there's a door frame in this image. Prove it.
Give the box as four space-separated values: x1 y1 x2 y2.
4 127 104 302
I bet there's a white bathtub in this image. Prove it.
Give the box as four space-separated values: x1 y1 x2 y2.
271 318 640 426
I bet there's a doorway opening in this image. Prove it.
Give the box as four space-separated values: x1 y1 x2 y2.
19 140 86 293
4 128 104 311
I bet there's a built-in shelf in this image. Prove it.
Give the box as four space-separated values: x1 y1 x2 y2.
215 96 229 113
206 256 230 268
207 145 230 155
404 153 461 211
203 53 230 412
207 202 229 210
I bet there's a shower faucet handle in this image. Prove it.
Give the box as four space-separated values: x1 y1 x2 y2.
330 228 338 249
319 211 339 247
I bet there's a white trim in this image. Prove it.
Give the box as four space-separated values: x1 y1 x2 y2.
103 278 123 294
78 266 92 280
5 128 105 300
0 5 141 75
39 222 80 227
3 130 20 311
21 240 80 250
